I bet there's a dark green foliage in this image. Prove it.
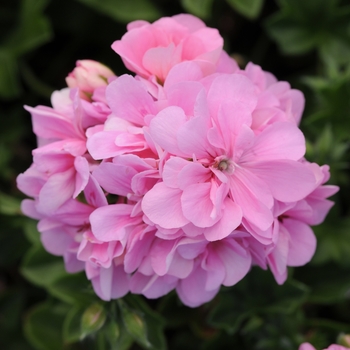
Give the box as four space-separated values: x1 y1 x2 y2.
1 1 350 349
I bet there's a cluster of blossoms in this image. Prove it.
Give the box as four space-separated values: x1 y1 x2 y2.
17 14 338 307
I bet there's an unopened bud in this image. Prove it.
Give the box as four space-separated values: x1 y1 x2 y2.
80 303 107 338
119 301 150 347
66 60 115 99
338 333 350 348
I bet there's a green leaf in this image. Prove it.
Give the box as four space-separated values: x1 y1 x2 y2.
0 289 25 332
265 0 350 59
311 217 350 266
302 71 350 142
296 263 350 304
208 292 251 334
0 49 21 99
0 0 52 99
0 216 31 267
265 16 317 54
0 142 12 180
208 268 309 334
48 273 96 306
226 0 264 19
75 0 161 23
3 0 52 56
24 302 68 350
23 219 41 246
0 191 22 215
63 306 85 343
180 0 214 19
21 245 67 287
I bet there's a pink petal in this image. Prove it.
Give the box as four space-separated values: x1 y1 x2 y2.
166 81 204 116
181 182 218 227
177 162 211 190
177 115 215 159
25 105 82 141
172 13 205 32
83 175 108 208
176 265 219 307
143 44 182 82
86 130 120 160
298 343 316 350
243 122 306 162
130 273 178 299
17 165 47 197
163 157 190 188
207 74 257 119
73 156 90 198
218 239 251 286
164 61 203 89
124 228 155 273
142 182 190 229
230 167 274 230
284 218 316 266
111 27 157 77
106 75 157 125
151 239 194 279
21 199 42 220
149 106 187 156
90 204 142 242
250 160 317 202
267 223 289 284
93 162 135 196
202 248 225 290
203 198 242 241
40 220 73 256
48 199 93 226
90 264 129 301
37 168 76 215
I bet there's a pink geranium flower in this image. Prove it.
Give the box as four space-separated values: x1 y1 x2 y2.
143 73 316 243
17 14 338 308
112 14 236 83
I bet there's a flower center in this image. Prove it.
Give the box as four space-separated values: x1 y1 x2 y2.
213 156 235 174
218 160 229 171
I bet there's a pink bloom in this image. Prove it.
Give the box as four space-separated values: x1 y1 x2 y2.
112 14 236 83
18 82 112 215
66 60 115 100
126 232 252 307
263 164 338 284
86 75 159 160
240 62 305 130
17 139 90 215
143 73 316 243
25 88 110 147
17 14 338 309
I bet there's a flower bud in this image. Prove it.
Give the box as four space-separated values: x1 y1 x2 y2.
66 60 115 99
338 334 350 348
80 303 107 338
119 301 150 347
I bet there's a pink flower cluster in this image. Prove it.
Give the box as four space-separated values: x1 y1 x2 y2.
17 14 338 307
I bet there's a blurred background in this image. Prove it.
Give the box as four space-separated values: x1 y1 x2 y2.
1 0 349 349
